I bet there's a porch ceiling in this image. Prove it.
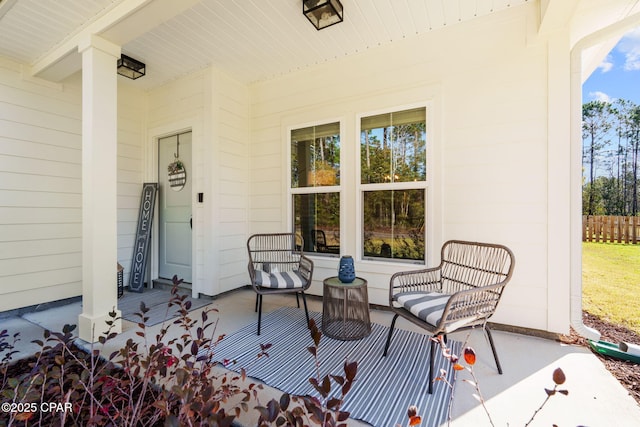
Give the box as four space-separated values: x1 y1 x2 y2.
0 0 638 90
0 0 532 90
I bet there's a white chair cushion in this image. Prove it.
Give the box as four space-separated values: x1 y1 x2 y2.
254 269 305 289
394 291 449 327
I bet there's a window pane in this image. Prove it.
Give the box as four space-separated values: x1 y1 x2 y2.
293 193 340 255
363 189 425 261
291 122 340 188
361 107 426 184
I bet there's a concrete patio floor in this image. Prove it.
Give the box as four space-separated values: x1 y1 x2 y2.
2 287 639 426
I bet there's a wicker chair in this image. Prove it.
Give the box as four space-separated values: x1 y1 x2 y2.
247 233 314 335
383 240 515 394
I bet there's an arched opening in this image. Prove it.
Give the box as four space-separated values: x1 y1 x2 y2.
570 12 640 340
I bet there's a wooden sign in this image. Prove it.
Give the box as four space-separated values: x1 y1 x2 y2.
129 183 158 292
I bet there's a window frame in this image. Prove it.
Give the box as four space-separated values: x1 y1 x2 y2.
356 103 432 265
287 119 344 258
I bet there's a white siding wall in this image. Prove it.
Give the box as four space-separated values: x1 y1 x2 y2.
0 58 82 311
117 84 147 285
249 4 561 332
0 57 248 309
211 69 250 293
0 58 147 311
148 69 207 295
0 2 571 332
147 67 249 297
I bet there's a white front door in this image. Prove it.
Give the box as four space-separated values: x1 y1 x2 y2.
158 131 192 283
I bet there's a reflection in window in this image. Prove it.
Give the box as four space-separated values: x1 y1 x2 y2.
361 107 426 184
291 122 341 256
363 189 425 261
293 193 340 255
292 122 340 188
360 107 427 262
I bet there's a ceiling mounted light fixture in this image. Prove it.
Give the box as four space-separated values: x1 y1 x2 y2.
117 54 146 80
303 0 343 30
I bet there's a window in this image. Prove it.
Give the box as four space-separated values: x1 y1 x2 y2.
291 122 341 255
360 107 427 262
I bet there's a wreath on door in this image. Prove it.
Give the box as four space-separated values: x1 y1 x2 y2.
168 158 186 191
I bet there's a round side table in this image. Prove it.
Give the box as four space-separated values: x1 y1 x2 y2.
322 276 371 340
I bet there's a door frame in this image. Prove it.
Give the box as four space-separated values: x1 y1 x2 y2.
146 119 199 294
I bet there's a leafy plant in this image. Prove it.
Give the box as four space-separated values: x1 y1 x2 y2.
168 160 184 174
395 405 422 427
0 276 260 426
0 328 19 390
430 334 569 427
0 277 358 426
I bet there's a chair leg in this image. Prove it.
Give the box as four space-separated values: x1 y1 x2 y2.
428 336 437 394
296 292 300 308
255 293 259 312
300 291 310 327
485 326 503 374
383 314 399 357
257 294 263 336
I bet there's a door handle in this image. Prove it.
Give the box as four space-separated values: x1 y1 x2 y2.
190 217 192 229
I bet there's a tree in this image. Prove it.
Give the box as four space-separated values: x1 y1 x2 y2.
610 99 633 214
629 106 640 214
582 98 640 216
582 101 613 215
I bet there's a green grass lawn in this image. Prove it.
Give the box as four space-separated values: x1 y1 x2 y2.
582 242 640 335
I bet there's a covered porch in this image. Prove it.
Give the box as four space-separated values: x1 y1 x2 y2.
3 0 640 342
2 287 639 426
2 0 640 424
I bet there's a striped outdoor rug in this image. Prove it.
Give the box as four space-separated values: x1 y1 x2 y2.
206 307 460 427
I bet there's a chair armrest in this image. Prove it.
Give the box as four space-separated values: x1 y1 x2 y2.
437 282 507 333
247 261 257 284
298 254 314 286
389 267 442 303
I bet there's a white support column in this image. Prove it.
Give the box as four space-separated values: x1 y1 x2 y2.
77 35 122 342
546 31 572 334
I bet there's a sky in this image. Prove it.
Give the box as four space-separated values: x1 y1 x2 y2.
581 28 640 178
583 27 640 105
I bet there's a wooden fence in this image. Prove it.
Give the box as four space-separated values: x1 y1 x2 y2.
582 215 640 244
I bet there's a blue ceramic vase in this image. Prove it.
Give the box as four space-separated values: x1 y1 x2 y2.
338 255 356 283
